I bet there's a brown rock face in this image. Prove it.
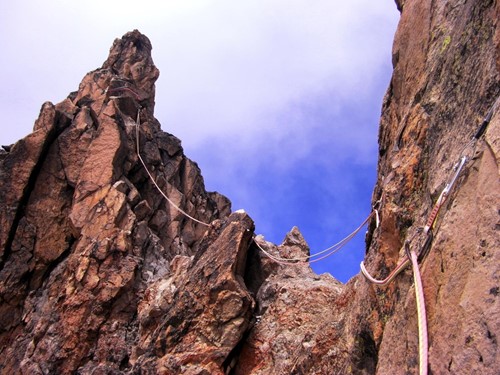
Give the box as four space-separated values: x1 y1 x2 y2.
1 1 499 372
357 1 500 373
0 30 235 374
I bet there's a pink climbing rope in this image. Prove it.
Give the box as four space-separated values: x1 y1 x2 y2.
407 243 428 375
360 95 500 374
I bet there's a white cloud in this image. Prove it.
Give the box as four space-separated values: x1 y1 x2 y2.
1 1 397 149
154 1 397 146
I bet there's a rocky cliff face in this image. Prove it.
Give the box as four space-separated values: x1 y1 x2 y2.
0 1 499 374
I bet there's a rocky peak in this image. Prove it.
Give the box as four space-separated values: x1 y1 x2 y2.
1 2 499 373
102 29 159 111
0 30 234 374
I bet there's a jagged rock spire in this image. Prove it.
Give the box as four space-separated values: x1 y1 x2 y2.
102 30 159 111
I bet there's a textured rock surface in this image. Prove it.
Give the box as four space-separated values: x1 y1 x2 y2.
0 30 234 374
353 1 500 373
1 1 499 372
234 230 347 374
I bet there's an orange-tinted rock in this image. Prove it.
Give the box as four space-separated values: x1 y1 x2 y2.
1 2 499 371
0 30 231 374
344 1 500 373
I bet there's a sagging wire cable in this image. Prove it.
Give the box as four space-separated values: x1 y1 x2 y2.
359 227 430 285
254 211 376 264
134 109 211 227
362 93 500 281
131 94 378 261
309 212 374 264
360 93 500 375
360 257 410 285
122 75 382 265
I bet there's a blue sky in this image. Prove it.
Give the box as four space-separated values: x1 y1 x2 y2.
0 1 399 282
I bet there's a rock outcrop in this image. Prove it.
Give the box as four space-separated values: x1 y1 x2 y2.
0 0 499 373
0 31 235 374
353 1 500 373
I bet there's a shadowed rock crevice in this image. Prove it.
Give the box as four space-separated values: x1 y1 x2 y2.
352 330 378 373
0 104 72 272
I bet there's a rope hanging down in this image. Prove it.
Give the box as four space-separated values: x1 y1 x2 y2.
361 95 499 281
120 82 496 374
360 94 499 375
406 242 428 375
